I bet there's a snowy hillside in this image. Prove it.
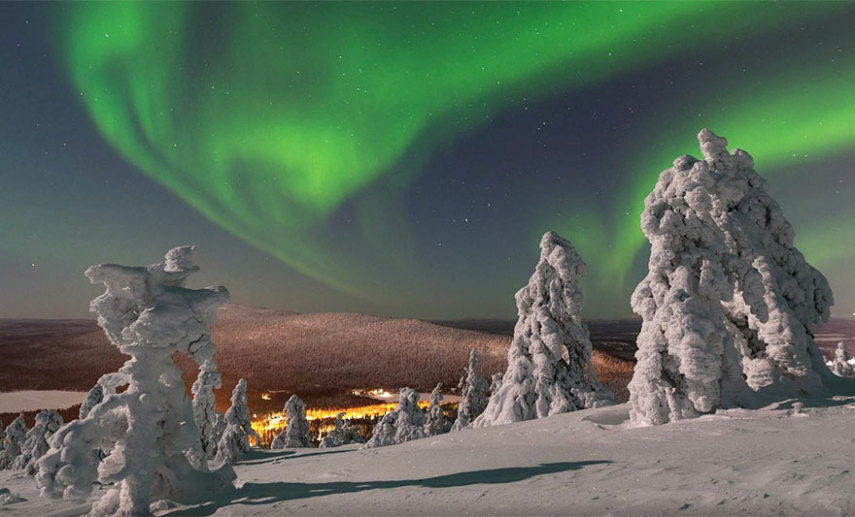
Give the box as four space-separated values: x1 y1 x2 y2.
2 397 853 515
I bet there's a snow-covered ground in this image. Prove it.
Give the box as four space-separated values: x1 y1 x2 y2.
2 397 854 515
0 391 86 413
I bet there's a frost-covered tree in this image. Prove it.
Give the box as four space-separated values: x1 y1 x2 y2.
424 383 450 436
629 129 845 426
35 246 236 515
271 395 312 449
215 378 259 463
14 410 62 475
319 413 365 448
489 372 503 395
474 232 614 428
0 414 27 470
451 349 489 432
79 383 104 420
830 342 854 377
192 360 223 460
363 388 426 448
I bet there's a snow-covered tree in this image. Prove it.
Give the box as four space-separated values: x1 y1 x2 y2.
271 395 312 449
451 349 489 432
474 232 614 428
14 410 63 475
0 414 27 470
319 413 365 448
629 129 845 426
489 372 503 395
424 383 450 436
192 360 223 460
79 383 104 420
363 388 426 448
215 378 259 463
35 246 236 515
830 342 854 377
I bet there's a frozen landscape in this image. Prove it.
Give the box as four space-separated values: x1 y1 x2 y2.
2 399 854 515
0 130 853 516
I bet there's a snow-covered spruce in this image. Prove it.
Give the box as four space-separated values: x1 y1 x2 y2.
13 410 62 475
489 372 503 395
35 246 236 516
474 232 614 428
363 388 426 448
830 342 854 377
629 129 848 426
0 414 27 470
79 383 104 420
424 383 450 436
319 413 365 448
216 378 259 463
450 349 489 431
192 359 223 460
271 395 312 449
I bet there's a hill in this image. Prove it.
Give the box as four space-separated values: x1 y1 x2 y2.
0 305 634 424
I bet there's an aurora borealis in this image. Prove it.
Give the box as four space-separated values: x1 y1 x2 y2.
1 2 854 319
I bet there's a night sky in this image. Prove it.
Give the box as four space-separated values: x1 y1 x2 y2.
2 2 854 321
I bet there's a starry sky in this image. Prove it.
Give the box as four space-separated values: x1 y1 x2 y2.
1 2 854 321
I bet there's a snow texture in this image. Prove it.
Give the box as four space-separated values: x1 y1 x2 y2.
450 349 489 432
192 359 224 461
0 414 27 470
423 383 450 436
271 395 312 449
79 384 104 420
34 246 236 516
13 410 62 475
7 398 855 516
830 342 854 377
474 232 614 427
363 387 426 448
216 378 259 463
629 129 850 426
318 413 365 448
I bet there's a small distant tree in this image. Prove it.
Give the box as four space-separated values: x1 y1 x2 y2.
192 360 223 460
216 378 258 464
423 383 450 436
451 349 489 432
78 383 104 420
319 413 365 448
0 414 27 470
363 388 426 448
831 342 854 377
474 231 614 428
271 395 312 449
14 410 63 475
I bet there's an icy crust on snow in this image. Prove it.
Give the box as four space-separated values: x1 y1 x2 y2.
629 129 850 426
35 246 236 516
474 232 614 427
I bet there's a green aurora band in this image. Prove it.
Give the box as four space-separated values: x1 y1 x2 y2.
56 2 855 309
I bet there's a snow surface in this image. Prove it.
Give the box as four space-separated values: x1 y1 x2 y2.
0 391 86 414
2 397 853 515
